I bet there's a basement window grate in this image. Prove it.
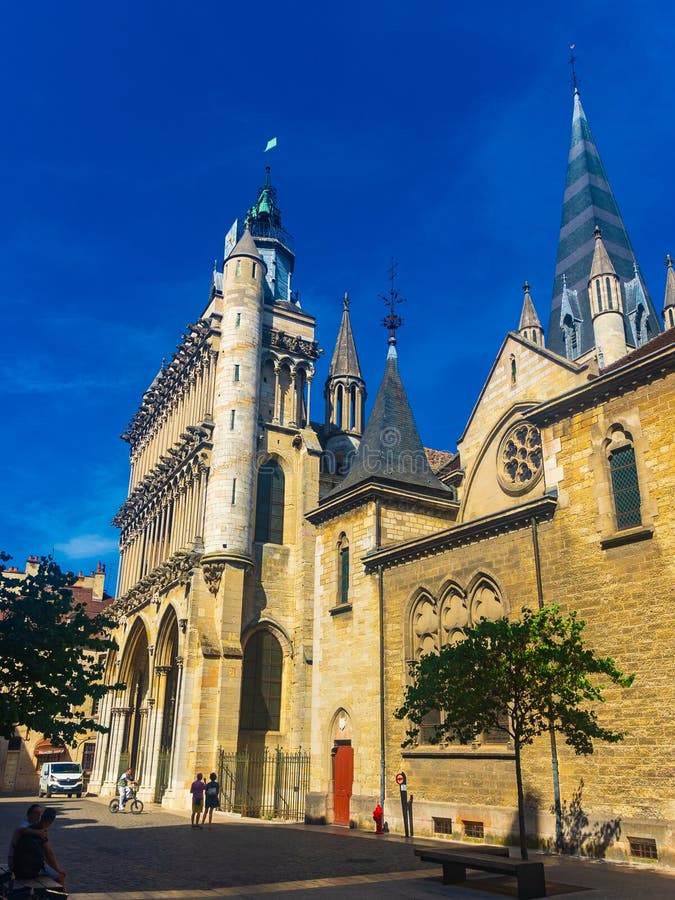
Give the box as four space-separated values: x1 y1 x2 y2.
628 837 657 860
433 817 453 835
464 820 484 839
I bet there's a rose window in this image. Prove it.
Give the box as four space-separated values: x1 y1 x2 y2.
497 423 543 493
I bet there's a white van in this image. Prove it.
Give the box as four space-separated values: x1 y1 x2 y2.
38 761 83 798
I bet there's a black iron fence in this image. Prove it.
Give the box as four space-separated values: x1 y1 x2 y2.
217 747 310 821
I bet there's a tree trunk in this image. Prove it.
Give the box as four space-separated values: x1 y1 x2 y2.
514 740 528 860
549 722 563 851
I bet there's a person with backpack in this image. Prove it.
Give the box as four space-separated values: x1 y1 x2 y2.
201 772 220 829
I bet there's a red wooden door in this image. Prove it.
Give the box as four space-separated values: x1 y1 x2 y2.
333 745 353 826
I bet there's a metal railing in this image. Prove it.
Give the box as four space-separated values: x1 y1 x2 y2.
217 747 310 821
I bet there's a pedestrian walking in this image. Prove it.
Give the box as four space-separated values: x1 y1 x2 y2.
202 772 220 829
190 772 206 827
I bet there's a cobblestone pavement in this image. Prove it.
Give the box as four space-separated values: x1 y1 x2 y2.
1 796 673 899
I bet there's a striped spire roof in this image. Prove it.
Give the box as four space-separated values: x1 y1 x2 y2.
548 89 661 358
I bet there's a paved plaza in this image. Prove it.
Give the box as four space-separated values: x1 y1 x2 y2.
1 796 673 899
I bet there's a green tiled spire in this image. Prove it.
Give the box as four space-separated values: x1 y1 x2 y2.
549 90 661 358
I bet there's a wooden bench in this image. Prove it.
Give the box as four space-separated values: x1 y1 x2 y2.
0 864 66 898
413 846 546 899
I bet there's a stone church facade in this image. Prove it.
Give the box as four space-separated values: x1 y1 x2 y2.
90 87 674 864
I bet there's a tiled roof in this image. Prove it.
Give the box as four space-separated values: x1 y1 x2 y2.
602 325 675 373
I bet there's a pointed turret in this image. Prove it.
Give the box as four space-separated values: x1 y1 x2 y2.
330 341 451 498
663 255 675 330
227 224 262 262
549 88 661 359
325 293 366 436
518 282 545 347
588 226 626 367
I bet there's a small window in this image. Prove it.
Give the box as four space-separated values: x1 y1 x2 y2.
433 817 453 835
230 409 236 430
510 356 517 384
464 820 484 839
81 741 96 775
628 837 657 860
236 260 242 277
606 277 613 309
232 478 237 505
252 262 257 278
236 312 241 327
609 445 641 530
596 279 603 312
338 535 349 604
234 365 240 382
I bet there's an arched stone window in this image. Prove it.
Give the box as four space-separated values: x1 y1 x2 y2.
337 534 350 605
605 427 642 530
439 585 469 646
254 460 285 544
240 630 282 731
469 578 506 623
562 315 579 359
336 385 344 430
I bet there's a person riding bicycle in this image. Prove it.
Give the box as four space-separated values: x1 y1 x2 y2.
117 768 136 810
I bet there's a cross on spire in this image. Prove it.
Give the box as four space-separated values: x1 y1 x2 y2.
381 259 405 345
569 43 579 93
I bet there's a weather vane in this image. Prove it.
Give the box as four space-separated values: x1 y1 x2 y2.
569 43 578 92
381 259 405 344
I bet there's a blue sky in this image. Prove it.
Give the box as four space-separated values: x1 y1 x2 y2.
2 1 673 592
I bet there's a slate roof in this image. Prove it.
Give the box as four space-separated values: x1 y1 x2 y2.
664 257 675 311
519 285 542 329
327 344 452 498
328 300 363 380
548 89 661 358
227 226 262 261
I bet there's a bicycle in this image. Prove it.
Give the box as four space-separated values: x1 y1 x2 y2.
109 786 144 815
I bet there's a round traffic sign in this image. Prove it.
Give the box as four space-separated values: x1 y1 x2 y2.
395 772 405 785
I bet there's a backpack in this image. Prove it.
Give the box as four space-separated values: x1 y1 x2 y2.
12 833 44 879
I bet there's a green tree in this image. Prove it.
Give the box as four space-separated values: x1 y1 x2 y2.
395 605 634 859
0 552 119 744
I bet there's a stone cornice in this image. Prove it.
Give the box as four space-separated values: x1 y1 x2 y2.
306 481 459 526
122 316 220 447
528 340 675 427
362 495 558 573
262 325 321 362
111 548 202 617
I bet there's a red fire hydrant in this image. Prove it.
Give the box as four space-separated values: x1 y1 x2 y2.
372 803 384 834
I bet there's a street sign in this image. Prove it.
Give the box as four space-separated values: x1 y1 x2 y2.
395 772 405 785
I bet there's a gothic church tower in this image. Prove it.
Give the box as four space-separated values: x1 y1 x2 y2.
549 87 661 361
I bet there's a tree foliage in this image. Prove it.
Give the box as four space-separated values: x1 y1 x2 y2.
395 605 634 858
0 552 119 744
